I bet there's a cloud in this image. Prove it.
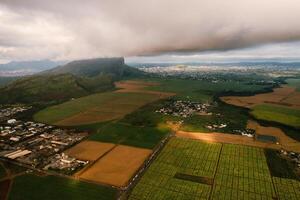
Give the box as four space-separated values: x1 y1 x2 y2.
0 0 300 61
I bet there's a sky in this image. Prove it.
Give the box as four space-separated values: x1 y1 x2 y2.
0 0 300 63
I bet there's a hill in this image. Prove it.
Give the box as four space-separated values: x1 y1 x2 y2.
45 57 143 78
0 73 114 104
0 57 144 104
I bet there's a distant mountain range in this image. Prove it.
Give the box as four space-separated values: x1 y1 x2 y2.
0 57 145 104
0 60 66 77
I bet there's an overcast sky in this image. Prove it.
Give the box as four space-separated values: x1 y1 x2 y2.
1 0 300 63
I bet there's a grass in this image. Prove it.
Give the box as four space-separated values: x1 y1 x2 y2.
286 78 300 91
251 104 300 128
34 91 161 125
121 99 179 127
88 122 170 149
8 174 117 200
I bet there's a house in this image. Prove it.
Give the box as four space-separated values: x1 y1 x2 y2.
7 119 17 124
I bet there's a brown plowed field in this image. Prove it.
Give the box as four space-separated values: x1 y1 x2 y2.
115 80 175 98
221 86 300 109
64 141 116 161
247 120 300 152
78 145 152 187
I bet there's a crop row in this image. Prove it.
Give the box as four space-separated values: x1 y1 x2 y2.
273 177 300 200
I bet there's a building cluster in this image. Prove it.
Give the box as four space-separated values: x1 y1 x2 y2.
156 100 210 118
206 123 228 131
0 121 54 145
233 129 255 137
280 150 300 169
0 106 88 174
44 153 88 174
0 106 31 121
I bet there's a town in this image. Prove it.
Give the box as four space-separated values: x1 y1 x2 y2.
0 105 88 173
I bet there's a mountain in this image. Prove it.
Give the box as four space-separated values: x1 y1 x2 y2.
0 60 64 77
45 57 143 78
0 57 145 104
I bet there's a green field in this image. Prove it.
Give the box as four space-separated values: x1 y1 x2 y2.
251 104 300 128
8 174 117 200
129 138 300 200
286 78 300 91
34 91 162 125
129 138 221 200
145 78 272 102
88 122 170 149
273 177 300 200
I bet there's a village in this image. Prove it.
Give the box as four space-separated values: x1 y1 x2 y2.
0 105 88 174
155 99 211 118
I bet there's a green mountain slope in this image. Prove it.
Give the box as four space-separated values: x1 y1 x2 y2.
0 57 144 104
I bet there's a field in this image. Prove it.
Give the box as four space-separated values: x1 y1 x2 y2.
88 122 170 149
78 145 152 187
8 174 117 200
129 137 300 200
247 120 300 152
251 104 300 128
146 78 272 102
34 92 164 125
221 86 300 109
273 177 300 199
286 78 300 91
34 79 175 126
64 141 116 161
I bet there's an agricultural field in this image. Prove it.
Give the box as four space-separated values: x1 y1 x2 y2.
129 137 300 200
8 174 117 200
251 104 300 128
273 177 300 200
34 91 164 126
247 120 300 152
64 141 116 161
129 138 221 200
78 145 152 187
286 78 300 91
88 122 170 149
145 78 273 102
221 86 300 109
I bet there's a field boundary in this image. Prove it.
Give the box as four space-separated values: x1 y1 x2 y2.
208 144 223 200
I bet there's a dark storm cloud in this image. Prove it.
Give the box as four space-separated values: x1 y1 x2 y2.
0 0 300 61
